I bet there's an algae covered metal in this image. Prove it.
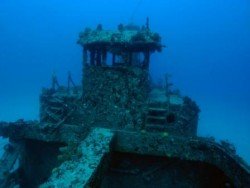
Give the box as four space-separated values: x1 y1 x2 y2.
0 22 249 188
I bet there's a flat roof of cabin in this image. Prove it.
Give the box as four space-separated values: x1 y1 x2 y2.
78 26 163 52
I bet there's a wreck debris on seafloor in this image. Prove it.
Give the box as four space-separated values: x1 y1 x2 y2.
0 21 249 188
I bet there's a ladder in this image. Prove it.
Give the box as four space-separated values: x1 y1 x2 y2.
146 104 168 129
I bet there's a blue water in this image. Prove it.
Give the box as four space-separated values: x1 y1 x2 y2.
0 0 249 163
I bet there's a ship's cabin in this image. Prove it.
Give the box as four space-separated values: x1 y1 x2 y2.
78 23 163 69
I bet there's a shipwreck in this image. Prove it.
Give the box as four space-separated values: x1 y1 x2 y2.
0 22 249 188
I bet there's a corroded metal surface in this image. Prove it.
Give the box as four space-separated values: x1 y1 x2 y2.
114 131 250 187
78 24 162 52
1 121 249 187
40 128 114 188
0 121 88 143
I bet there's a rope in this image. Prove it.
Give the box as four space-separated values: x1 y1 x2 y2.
130 0 144 23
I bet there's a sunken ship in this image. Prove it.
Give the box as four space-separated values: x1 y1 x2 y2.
0 22 249 188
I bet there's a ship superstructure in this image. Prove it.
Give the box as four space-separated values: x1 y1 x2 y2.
0 22 249 188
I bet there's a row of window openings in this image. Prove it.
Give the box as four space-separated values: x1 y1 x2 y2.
84 51 149 67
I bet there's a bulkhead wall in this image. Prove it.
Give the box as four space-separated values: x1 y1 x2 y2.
82 66 149 130
19 139 65 188
100 152 234 188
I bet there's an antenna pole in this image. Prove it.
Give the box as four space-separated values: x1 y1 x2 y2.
146 17 150 30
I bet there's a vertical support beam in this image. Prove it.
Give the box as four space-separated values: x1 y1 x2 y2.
102 50 107 66
90 49 95 66
143 50 150 69
67 71 76 92
83 48 88 65
51 72 60 92
96 50 102 66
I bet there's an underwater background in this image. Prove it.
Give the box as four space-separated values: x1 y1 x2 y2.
0 0 249 163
